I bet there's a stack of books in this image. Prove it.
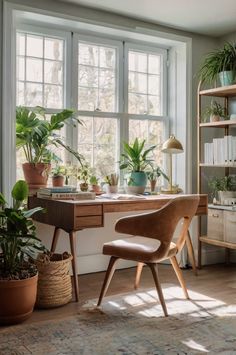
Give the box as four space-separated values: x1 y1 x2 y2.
37 186 96 200
204 135 236 165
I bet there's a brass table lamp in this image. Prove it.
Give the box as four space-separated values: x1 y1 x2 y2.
161 135 183 194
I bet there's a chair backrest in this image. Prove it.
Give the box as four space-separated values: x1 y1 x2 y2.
115 196 199 260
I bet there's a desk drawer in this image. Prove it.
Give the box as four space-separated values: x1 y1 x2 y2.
207 209 224 241
75 205 102 217
75 216 103 229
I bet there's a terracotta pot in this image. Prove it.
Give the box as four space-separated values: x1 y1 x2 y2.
52 176 64 187
150 179 157 192
22 163 51 190
91 184 101 193
0 273 38 325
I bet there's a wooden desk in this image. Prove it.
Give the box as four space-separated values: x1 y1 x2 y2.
29 194 208 301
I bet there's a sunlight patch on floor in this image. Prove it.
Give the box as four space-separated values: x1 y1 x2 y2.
182 339 209 353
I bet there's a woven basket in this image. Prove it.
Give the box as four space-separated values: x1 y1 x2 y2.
36 252 72 308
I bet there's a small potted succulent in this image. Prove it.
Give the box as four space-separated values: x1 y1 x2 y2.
203 101 226 122
104 174 119 194
146 165 169 193
51 165 66 187
89 175 101 193
78 163 91 192
0 180 44 324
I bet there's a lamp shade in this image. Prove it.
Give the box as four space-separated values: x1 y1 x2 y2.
161 135 183 154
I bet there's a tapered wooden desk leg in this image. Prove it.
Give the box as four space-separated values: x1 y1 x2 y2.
69 231 79 302
51 227 60 253
185 230 198 276
198 238 202 269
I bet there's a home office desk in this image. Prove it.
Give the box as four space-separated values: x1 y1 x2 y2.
29 194 208 301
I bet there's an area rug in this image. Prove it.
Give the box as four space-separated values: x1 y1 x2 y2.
1 285 236 355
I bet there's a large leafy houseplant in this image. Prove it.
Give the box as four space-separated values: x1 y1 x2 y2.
16 107 84 189
198 42 236 86
119 138 156 193
0 180 44 324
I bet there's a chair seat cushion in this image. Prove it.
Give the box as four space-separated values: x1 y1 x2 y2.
103 236 178 263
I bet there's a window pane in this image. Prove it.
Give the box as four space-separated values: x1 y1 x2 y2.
44 60 63 84
25 83 43 106
16 82 25 106
148 55 160 74
79 43 98 66
129 72 147 94
16 31 64 109
78 87 98 111
129 93 147 114
44 85 62 109
26 35 43 58
44 38 63 60
78 116 118 177
148 75 160 95
128 49 162 115
129 51 147 72
100 47 116 69
17 57 25 81
79 65 98 88
16 33 25 55
26 58 43 82
129 119 164 166
148 95 160 115
78 41 117 112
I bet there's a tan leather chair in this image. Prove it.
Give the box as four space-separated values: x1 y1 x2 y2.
97 196 199 317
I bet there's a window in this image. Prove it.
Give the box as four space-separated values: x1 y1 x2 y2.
15 28 168 181
16 32 64 108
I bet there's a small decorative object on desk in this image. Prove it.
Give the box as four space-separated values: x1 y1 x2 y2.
104 173 119 194
51 165 66 187
78 163 91 192
90 175 101 194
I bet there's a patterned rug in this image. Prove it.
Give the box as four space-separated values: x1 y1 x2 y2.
1 285 236 355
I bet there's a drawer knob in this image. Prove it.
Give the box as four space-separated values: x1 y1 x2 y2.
212 214 219 218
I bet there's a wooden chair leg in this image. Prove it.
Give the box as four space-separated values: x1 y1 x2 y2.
51 227 60 253
170 256 189 299
134 262 144 289
97 256 119 307
185 230 198 276
69 231 79 302
147 263 168 317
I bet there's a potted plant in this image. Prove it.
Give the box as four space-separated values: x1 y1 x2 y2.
208 176 236 204
119 138 156 194
198 42 236 86
78 163 91 191
0 180 44 325
104 173 119 194
203 101 226 122
90 175 101 193
51 165 66 187
16 106 84 190
146 165 169 192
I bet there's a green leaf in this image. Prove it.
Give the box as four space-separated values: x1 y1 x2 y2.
11 180 28 202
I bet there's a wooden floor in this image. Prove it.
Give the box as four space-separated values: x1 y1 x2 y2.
23 263 236 325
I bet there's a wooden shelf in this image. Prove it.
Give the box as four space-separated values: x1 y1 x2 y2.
199 84 236 97
199 119 236 128
199 163 236 168
199 236 236 250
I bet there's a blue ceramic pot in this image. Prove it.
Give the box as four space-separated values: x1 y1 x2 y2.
130 171 147 187
218 71 235 86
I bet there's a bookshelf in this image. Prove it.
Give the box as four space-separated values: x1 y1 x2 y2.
197 82 236 267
